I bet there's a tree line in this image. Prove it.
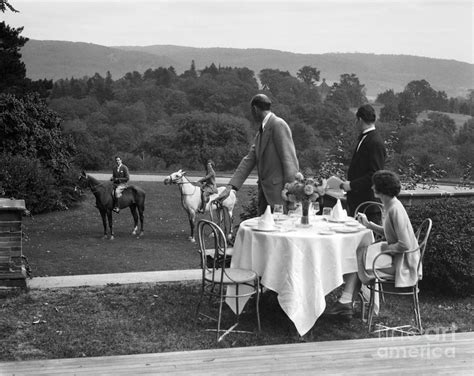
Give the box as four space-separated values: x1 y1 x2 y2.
1 0 473 213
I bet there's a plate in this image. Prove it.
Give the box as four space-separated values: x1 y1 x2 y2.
243 218 259 226
296 223 312 228
252 227 280 232
328 218 348 223
318 230 336 235
345 221 360 227
334 227 362 233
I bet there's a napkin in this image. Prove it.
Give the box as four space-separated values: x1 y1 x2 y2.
331 199 347 221
326 175 343 190
258 205 275 230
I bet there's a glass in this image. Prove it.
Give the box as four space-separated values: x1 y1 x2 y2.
322 207 332 220
294 202 302 216
288 209 298 218
312 202 320 216
273 204 284 221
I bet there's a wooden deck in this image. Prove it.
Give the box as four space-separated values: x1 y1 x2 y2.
1 332 472 375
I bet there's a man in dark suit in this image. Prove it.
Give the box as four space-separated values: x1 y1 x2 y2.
325 104 386 318
340 104 386 219
217 94 299 215
110 156 129 213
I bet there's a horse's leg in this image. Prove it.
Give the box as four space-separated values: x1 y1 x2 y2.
100 210 108 239
138 205 144 237
107 210 114 240
188 211 196 243
130 205 139 236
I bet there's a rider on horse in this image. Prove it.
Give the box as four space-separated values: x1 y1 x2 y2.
110 156 129 213
197 159 218 214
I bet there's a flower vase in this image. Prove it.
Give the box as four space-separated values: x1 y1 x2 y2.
301 200 310 225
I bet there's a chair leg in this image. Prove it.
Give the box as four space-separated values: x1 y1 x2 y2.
255 279 261 331
195 282 205 323
358 291 368 323
217 285 225 341
367 285 375 332
413 287 423 334
379 282 386 303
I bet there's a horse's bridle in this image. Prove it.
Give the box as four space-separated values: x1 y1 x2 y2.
79 174 103 195
168 173 197 195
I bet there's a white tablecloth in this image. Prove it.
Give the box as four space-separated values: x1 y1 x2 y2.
227 216 374 336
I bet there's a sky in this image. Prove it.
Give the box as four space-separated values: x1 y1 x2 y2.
3 0 473 64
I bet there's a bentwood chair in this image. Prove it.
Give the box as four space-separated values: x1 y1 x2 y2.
366 218 432 334
354 201 385 241
205 201 234 268
354 200 386 320
196 219 261 342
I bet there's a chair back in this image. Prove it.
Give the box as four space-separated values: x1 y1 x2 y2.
355 201 385 240
209 201 233 244
355 201 384 219
197 219 230 282
414 218 432 276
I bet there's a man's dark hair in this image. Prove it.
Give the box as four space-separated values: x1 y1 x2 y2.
356 104 376 123
251 94 272 111
372 170 401 197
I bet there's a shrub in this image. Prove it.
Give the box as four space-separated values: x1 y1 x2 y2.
406 197 473 297
0 155 80 213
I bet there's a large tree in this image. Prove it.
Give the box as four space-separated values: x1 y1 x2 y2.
296 66 321 87
0 21 28 94
329 73 367 108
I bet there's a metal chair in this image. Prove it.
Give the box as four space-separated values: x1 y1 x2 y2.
205 201 234 268
354 201 385 241
209 200 233 243
354 200 385 321
366 218 432 334
196 219 261 342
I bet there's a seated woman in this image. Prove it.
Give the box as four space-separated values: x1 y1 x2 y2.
325 170 420 318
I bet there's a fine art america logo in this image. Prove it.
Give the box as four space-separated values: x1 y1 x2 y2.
374 324 457 360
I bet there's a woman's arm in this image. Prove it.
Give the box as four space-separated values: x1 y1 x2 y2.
357 213 384 237
385 206 412 253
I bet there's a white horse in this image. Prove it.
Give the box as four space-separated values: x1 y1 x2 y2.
164 169 237 242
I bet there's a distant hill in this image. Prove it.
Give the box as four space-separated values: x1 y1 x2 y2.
20 40 473 98
21 40 177 81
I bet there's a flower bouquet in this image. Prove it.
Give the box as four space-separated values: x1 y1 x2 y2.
281 172 327 224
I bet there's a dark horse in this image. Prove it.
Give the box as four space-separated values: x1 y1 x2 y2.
79 171 145 239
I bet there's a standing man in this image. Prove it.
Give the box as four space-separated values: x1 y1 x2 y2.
340 104 386 219
217 94 299 215
110 155 129 213
325 104 386 318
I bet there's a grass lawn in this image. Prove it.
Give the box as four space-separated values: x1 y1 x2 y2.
22 181 255 276
1 282 472 361
1 180 472 361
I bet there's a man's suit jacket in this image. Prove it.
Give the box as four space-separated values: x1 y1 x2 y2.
229 113 299 206
112 164 130 184
347 129 386 215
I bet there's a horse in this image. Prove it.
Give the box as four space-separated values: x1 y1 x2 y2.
78 171 145 239
164 169 237 242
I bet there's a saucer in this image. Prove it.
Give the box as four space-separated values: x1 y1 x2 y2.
252 227 280 232
318 230 336 235
327 218 347 223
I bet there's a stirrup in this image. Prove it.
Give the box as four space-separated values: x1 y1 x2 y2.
113 207 120 213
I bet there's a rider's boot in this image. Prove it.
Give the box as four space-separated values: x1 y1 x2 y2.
112 192 120 213
198 193 206 214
